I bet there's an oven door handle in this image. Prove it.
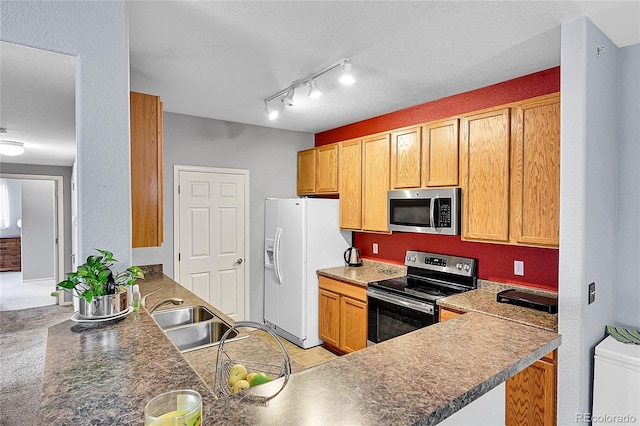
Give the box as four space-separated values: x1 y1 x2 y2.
366 290 434 315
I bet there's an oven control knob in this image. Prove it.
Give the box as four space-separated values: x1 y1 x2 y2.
463 264 470 271
456 263 463 270
411 255 417 262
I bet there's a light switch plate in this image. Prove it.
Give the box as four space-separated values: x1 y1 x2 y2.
373 243 379 254
588 282 596 304
514 260 524 276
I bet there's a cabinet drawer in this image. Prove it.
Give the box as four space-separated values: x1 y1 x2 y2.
318 276 367 303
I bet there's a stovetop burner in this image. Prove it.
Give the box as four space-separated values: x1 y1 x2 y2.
370 251 478 303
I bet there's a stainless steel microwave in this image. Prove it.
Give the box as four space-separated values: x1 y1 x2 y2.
387 188 461 235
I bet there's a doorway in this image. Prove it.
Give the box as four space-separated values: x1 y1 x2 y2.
174 165 250 321
0 174 64 311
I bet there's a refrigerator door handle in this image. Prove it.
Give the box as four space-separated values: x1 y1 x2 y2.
274 227 283 284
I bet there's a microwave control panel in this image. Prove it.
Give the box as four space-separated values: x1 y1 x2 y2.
436 199 452 227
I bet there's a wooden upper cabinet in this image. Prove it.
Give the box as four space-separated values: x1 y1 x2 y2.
391 126 421 189
362 134 391 233
297 148 316 195
510 93 560 247
339 139 362 230
315 143 339 193
422 118 460 187
460 107 511 242
130 91 164 248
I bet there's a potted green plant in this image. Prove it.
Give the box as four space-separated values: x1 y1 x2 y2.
52 249 144 318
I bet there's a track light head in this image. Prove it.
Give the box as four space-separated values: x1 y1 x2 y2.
264 103 278 120
281 88 295 106
308 80 322 98
339 60 355 85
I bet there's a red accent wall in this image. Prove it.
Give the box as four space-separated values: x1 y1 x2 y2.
315 67 561 290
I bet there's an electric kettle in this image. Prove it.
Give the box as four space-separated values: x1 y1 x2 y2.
344 247 363 267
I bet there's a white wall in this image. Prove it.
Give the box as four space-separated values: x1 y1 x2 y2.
1 1 131 266
559 17 619 424
0 179 21 238
132 112 313 322
615 43 640 329
21 180 56 281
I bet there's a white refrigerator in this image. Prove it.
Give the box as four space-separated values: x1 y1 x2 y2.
264 198 351 349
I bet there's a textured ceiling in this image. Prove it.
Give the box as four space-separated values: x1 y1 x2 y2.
1 1 638 167
0 42 75 166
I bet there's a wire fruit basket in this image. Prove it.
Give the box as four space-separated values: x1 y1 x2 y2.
215 321 291 405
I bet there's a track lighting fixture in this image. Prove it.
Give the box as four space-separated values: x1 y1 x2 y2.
281 88 295 106
264 103 278 120
339 60 355 85
308 80 322 98
263 58 354 120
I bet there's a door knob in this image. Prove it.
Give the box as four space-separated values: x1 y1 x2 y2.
233 258 243 265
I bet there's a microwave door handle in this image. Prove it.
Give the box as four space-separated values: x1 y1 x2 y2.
430 196 438 228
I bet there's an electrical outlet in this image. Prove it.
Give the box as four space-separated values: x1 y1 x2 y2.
588 282 596 304
373 243 379 254
514 260 524 276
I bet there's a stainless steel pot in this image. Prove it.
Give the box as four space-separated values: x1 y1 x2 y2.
78 290 129 319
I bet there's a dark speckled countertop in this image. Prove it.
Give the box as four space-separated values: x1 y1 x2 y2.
39 271 560 425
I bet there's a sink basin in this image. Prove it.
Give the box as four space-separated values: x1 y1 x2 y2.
164 320 245 352
151 306 215 330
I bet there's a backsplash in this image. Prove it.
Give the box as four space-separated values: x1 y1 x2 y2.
355 232 558 291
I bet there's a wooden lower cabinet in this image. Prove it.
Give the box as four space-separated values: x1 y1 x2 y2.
439 306 557 425
0 237 21 272
318 276 367 353
506 352 557 426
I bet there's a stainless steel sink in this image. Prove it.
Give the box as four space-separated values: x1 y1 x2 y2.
151 306 215 330
164 320 245 352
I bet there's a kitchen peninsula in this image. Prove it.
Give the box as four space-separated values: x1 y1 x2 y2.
39 271 560 425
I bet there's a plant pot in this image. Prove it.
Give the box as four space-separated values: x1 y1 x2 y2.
78 290 129 319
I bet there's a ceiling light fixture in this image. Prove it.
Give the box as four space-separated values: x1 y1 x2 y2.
339 60 355 85
281 88 295 106
263 58 354 120
308 80 322 98
264 103 279 121
0 140 25 156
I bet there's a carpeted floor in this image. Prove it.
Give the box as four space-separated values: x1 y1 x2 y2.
0 304 73 426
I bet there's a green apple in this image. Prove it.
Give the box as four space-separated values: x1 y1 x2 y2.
230 379 250 394
248 371 272 387
227 363 247 386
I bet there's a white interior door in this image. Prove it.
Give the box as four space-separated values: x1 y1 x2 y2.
177 167 248 321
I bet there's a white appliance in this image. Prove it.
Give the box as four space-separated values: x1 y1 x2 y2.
264 198 350 349
592 335 640 425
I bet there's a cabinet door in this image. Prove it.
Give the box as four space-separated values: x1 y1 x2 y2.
340 296 368 353
131 92 164 248
511 94 560 247
316 144 339 193
318 289 340 348
460 108 511 242
297 149 316 195
505 358 556 426
362 134 391 232
339 139 362 230
422 118 459 187
391 126 421 189
438 307 462 322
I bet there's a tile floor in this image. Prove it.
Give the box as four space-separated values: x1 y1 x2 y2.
0 271 57 311
253 329 338 369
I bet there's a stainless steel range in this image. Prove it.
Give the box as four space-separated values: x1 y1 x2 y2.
367 250 477 345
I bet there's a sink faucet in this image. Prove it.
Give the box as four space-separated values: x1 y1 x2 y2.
147 297 184 313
